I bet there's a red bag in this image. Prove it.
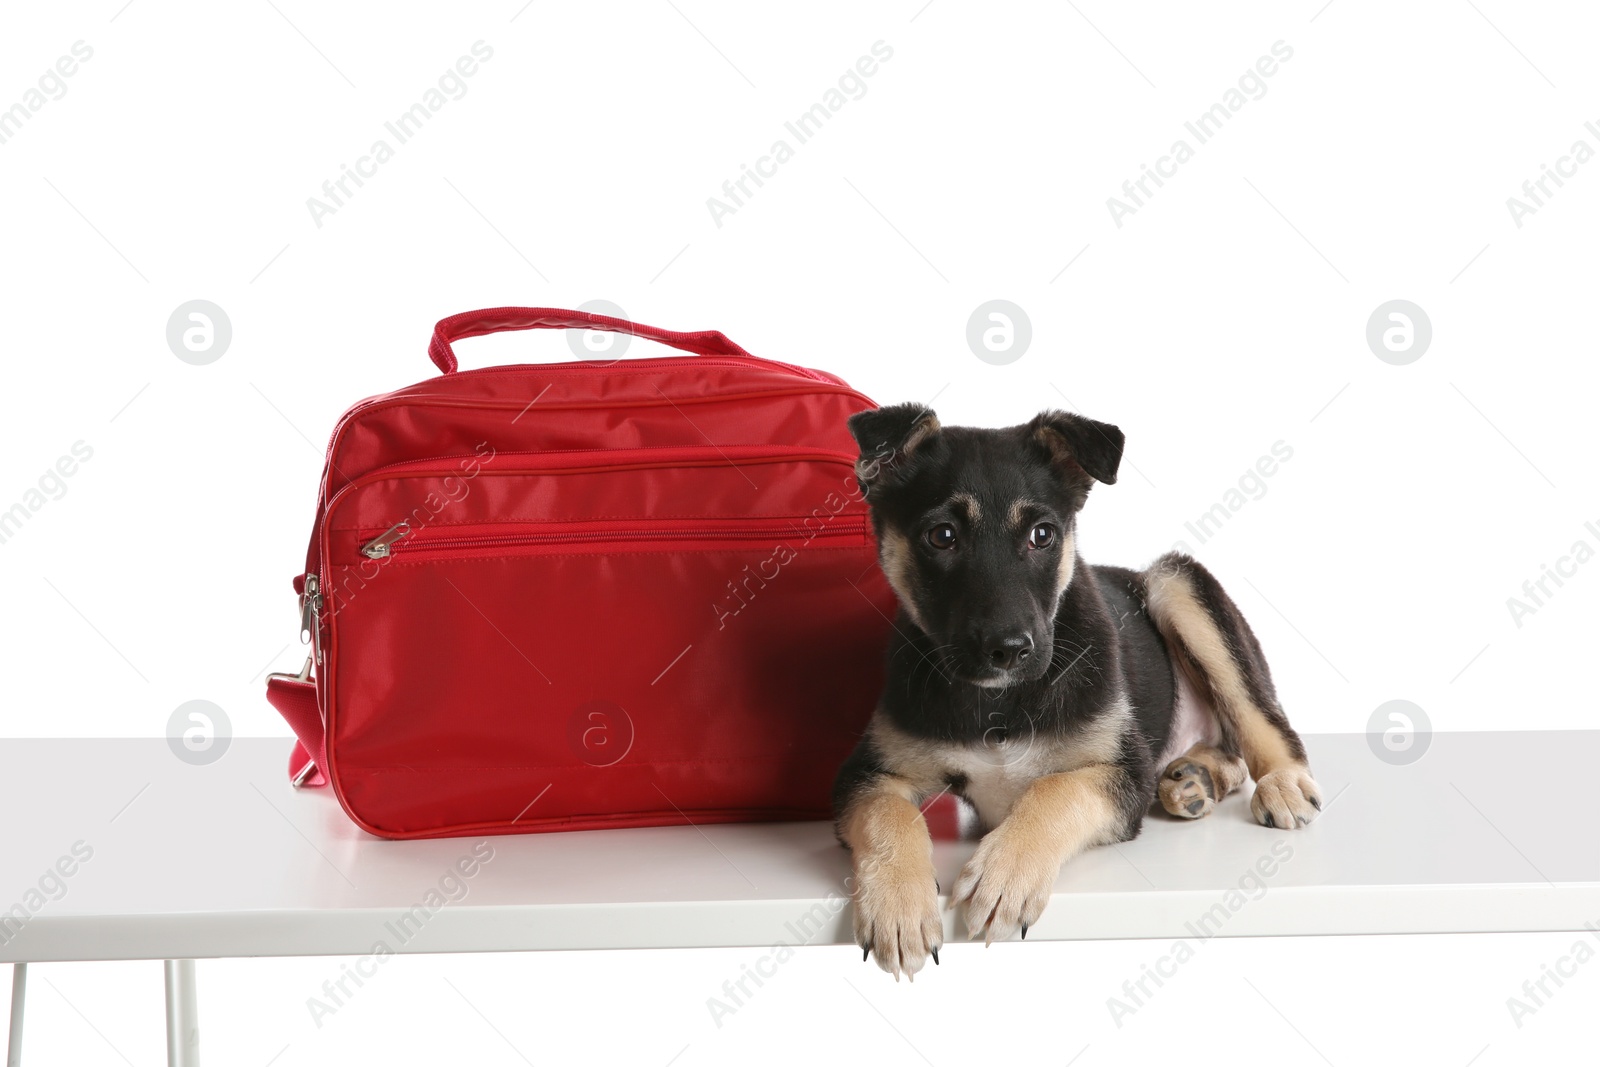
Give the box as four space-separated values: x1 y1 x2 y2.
266 307 896 839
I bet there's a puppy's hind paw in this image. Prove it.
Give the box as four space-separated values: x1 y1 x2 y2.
1159 760 1217 819
1159 745 1248 820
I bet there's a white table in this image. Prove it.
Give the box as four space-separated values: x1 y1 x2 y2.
4 733 1596 1064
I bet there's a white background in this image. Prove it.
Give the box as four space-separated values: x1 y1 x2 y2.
2 1 1596 1063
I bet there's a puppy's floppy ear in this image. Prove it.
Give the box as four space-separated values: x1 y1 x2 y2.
848 402 940 496
1028 409 1124 487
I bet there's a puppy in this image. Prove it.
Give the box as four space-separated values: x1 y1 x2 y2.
832 405 1320 978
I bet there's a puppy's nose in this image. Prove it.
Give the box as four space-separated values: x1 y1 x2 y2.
985 632 1033 670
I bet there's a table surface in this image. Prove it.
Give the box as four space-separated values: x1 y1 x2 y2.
2 733 1596 963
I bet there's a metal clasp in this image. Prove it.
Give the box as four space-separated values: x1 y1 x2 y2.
265 654 313 685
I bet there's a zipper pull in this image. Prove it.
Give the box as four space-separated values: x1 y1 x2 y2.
299 572 323 644
361 521 411 559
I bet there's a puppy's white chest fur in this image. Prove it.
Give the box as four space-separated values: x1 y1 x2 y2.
870 696 1136 831
944 741 1057 829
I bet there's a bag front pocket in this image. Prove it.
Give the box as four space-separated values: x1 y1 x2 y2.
315 445 892 838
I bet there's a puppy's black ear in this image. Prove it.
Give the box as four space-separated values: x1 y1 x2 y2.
848 403 940 496
1028 409 1124 487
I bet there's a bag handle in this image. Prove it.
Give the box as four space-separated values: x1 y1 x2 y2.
429 306 753 374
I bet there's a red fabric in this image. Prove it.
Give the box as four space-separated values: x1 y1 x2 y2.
271 307 896 840
265 676 327 786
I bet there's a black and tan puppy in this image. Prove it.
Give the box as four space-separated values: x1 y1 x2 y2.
833 404 1320 978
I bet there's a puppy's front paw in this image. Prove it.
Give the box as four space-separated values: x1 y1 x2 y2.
852 861 942 980
1250 767 1322 829
950 828 1060 944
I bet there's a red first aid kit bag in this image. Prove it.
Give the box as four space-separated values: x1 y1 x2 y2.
265 307 897 839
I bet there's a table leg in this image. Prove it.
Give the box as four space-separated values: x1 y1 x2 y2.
163 960 198 1067
6 963 24 1067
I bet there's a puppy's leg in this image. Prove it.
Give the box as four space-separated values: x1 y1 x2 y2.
834 738 942 980
1145 553 1322 828
1159 743 1249 819
951 763 1135 943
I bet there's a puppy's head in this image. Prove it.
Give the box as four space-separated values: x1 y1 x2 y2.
850 403 1123 688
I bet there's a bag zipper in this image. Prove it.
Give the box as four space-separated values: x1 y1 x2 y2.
361 516 867 560
322 443 864 589
299 572 324 666
307 381 873 574
362 522 411 559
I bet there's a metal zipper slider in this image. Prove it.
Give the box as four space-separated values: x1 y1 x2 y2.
300 572 327 666
361 521 411 559
299 572 323 644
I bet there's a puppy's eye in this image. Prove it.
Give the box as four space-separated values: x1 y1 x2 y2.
926 523 957 550
1028 523 1057 550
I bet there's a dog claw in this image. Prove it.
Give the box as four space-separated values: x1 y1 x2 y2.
1021 924 1028 940
862 945 870 962
1310 794 1323 811
931 947 940 965
1262 812 1275 828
